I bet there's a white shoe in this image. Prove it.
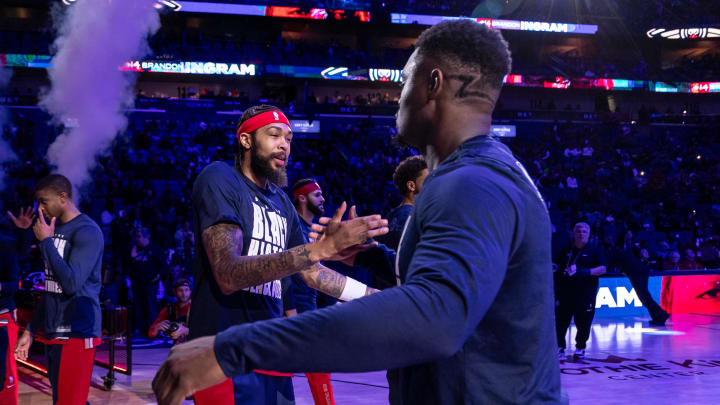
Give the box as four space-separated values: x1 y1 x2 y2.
573 348 585 359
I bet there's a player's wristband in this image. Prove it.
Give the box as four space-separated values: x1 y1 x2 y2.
339 277 367 301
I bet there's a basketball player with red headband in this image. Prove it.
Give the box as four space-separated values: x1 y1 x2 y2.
286 179 335 405
185 105 387 405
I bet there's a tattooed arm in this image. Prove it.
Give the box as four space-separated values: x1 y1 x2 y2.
203 223 320 295
202 202 388 295
299 263 379 299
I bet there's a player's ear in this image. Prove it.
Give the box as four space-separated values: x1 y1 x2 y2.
238 132 252 150
406 180 416 193
428 68 443 99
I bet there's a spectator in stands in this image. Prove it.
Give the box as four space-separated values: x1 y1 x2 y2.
679 249 703 270
129 227 168 337
173 220 195 264
699 241 720 269
663 251 681 270
149 278 191 344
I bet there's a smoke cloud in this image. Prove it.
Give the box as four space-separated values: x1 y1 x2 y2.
41 0 160 199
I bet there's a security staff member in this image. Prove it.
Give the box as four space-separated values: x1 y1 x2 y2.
555 222 606 359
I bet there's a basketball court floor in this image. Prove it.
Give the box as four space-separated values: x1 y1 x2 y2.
17 313 720 404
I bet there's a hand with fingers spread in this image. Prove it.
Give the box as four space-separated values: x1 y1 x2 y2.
32 209 56 242
152 336 227 405
7 206 36 230
312 202 388 262
311 205 380 265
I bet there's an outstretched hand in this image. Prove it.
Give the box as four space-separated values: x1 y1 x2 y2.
312 204 385 263
7 206 35 230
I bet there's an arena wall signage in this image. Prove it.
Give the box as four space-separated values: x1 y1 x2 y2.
62 0 371 21
390 13 598 35
290 120 321 133
368 69 402 82
646 27 720 39
4 53 717 94
594 277 662 317
122 61 257 76
63 0 182 11
175 1 370 21
176 1 265 16
690 82 720 93
490 125 516 138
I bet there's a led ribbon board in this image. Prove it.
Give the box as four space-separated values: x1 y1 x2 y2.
62 0 371 20
63 0 181 11
173 1 370 21
369 69 402 82
647 27 720 39
390 13 597 34
690 82 720 93
6 53 714 93
123 61 257 76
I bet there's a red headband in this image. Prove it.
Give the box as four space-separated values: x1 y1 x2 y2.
293 182 321 200
237 110 291 139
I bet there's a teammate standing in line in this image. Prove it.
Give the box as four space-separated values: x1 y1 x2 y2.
15 174 104 405
184 105 387 405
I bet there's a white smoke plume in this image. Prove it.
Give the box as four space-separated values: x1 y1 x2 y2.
0 65 18 192
41 0 160 199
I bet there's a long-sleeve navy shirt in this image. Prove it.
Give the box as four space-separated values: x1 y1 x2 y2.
28 214 104 339
214 136 564 404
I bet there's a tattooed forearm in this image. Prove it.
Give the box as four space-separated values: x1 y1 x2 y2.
202 223 317 295
300 263 347 299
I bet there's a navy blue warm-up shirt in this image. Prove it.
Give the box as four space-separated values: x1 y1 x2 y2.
213 136 564 404
28 214 103 339
188 162 307 340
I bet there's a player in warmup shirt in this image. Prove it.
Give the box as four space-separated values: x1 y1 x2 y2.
285 179 335 405
174 105 387 405
0 208 28 405
154 21 563 405
149 278 192 344
376 155 428 252
15 174 104 405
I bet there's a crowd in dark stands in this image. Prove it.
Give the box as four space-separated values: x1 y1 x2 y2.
1 103 719 336
506 120 720 272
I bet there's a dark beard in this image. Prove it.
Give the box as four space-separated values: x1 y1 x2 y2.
391 131 413 150
250 146 288 187
308 201 324 217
